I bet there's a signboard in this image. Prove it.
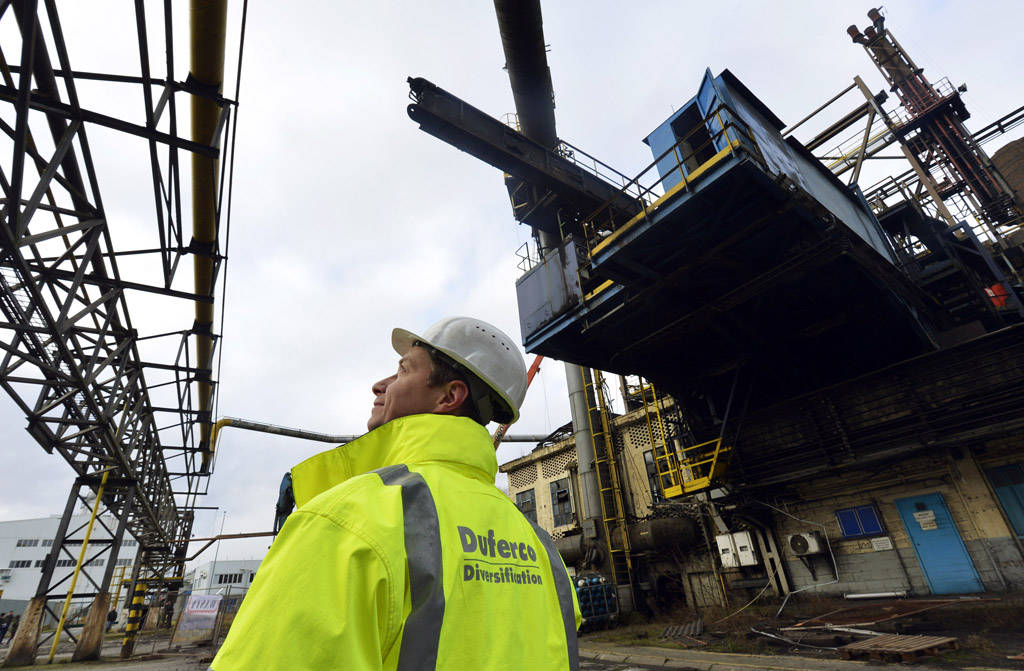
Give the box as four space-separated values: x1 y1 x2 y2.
870 536 894 551
170 594 222 646
913 510 938 530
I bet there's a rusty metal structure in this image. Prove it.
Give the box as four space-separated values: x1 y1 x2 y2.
0 1 241 663
849 10 1021 238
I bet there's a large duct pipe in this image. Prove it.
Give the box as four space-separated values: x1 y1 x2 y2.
565 366 602 526
492 0 604 542
493 0 559 251
493 0 557 149
612 517 699 553
190 0 228 471
553 533 586 565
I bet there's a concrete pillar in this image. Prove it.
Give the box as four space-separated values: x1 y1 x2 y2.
142 603 161 631
2 596 45 667
71 593 110 662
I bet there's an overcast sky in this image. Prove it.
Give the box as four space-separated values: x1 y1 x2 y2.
1 1 1022 570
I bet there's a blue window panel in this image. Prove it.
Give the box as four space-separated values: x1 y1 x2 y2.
859 506 884 534
835 504 884 538
836 509 862 536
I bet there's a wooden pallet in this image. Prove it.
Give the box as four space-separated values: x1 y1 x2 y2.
839 634 958 664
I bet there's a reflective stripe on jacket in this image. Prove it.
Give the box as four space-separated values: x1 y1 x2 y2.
212 414 581 670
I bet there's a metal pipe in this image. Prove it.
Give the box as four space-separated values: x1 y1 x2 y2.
566 367 601 525
209 416 551 453
844 591 906 600
492 0 558 251
783 81 857 138
190 0 228 471
493 0 557 150
490 1 602 530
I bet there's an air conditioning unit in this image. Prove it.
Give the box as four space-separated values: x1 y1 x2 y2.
787 531 824 556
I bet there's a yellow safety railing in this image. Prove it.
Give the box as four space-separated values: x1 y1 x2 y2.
627 378 685 499
676 437 733 494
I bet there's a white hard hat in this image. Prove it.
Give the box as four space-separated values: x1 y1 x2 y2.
392 317 528 424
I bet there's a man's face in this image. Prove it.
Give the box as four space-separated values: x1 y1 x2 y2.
367 346 447 431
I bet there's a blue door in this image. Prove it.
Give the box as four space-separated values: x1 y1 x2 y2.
696 69 738 153
894 493 983 594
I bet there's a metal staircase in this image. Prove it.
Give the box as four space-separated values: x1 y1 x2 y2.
626 377 734 497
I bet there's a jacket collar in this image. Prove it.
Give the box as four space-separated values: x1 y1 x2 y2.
291 414 498 507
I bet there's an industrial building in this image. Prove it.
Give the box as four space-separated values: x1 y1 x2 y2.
0 511 139 615
410 4 1024 615
181 559 261 598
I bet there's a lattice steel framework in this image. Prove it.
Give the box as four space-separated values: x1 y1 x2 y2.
849 9 1023 239
0 0 238 656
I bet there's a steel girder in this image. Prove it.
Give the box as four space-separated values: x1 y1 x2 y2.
0 0 231 628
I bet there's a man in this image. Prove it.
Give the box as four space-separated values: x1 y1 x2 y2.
5 614 18 643
212 317 580 670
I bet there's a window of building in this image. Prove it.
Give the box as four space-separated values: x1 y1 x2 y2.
0 568 11 580
550 478 574 527
835 504 884 538
55 559 76 567
88 558 105 567
35 560 45 568
515 489 537 523
16 539 39 547
9 560 32 568
249 573 256 582
986 463 1024 539
41 539 53 547
643 451 664 503
115 559 133 566
216 573 242 585
122 539 137 547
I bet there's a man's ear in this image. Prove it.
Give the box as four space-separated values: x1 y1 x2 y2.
433 379 470 415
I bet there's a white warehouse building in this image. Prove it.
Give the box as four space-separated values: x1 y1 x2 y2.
182 558 261 596
0 512 139 615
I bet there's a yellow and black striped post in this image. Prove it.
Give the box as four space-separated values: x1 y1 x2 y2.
119 581 147 659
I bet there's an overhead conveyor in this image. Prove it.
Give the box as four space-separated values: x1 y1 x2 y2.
0 0 243 664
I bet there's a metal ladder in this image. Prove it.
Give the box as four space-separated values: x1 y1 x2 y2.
625 376 686 498
580 368 633 588
627 376 734 496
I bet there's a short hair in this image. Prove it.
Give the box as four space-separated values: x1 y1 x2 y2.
412 342 485 425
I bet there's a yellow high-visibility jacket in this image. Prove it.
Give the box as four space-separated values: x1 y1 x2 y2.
211 414 581 670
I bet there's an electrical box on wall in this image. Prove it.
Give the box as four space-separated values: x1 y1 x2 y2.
715 531 759 568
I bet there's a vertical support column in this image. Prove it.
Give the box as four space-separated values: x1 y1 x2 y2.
2 597 45 667
99 486 136 594
35 480 81 598
565 363 602 533
119 579 147 660
71 592 111 662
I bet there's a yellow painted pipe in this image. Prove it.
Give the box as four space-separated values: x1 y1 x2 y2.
190 0 229 471
47 470 110 663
